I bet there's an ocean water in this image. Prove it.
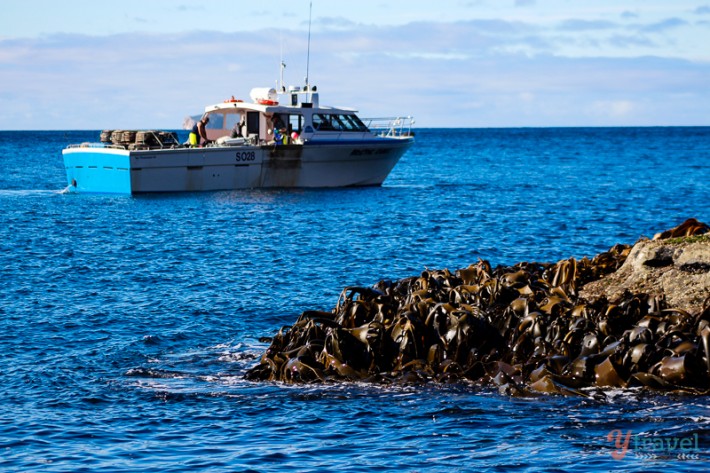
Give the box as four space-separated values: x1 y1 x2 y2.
1 128 709 472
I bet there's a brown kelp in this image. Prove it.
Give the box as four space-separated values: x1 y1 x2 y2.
245 219 710 394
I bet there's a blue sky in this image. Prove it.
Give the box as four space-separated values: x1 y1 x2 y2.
1 0 709 129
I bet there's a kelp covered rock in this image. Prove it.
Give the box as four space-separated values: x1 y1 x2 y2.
246 219 710 394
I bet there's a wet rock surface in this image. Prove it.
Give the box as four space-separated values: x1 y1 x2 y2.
246 219 710 395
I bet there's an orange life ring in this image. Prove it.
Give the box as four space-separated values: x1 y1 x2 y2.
257 99 279 106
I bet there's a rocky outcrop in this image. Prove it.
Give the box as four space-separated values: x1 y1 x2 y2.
580 235 710 313
246 219 710 395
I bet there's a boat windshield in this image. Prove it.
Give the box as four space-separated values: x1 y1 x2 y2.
204 112 242 131
313 113 369 132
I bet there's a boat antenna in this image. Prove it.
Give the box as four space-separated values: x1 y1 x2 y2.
279 32 286 92
305 1 312 90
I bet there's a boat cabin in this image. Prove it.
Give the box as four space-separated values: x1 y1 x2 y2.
201 87 372 145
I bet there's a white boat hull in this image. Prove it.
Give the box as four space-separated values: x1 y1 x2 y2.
62 139 412 194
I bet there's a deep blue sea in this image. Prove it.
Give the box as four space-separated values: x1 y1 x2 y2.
1 128 709 472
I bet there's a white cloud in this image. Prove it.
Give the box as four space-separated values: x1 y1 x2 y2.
591 100 635 118
1 15 709 129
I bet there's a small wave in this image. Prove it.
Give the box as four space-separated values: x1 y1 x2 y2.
0 189 61 196
124 367 188 379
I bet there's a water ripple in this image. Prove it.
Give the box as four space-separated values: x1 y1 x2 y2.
1 128 709 471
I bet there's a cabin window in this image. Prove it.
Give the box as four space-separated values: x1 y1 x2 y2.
224 113 242 130
205 113 224 129
289 114 303 134
330 115 350 131
313 114 368 132
343 114 369 132
313 114 334 131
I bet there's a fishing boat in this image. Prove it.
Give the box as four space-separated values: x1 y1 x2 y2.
62 86 414 194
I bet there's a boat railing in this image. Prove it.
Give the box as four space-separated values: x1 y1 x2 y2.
66 143 127 150
363 116 415 138
67 130 182 150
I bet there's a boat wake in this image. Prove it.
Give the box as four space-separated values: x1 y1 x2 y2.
0 189 63 196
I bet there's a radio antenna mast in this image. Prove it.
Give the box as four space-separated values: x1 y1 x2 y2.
305 1 312 90
279 32 286 92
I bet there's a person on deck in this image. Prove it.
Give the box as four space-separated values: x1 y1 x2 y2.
231 115 246 138
189 116 210 147
270 114 288 145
